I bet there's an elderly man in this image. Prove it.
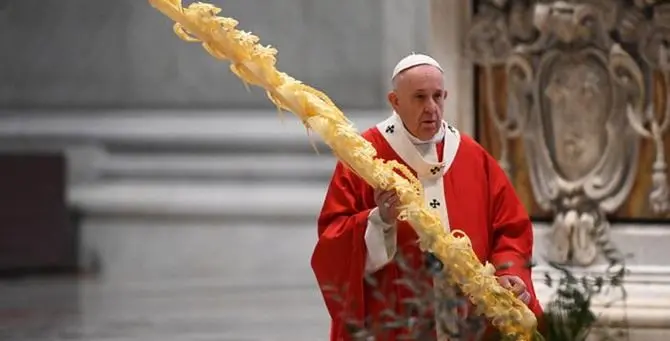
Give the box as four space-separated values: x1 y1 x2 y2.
310 53 543 340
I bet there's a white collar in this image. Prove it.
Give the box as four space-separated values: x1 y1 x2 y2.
376 113 461 178
375 113 461 234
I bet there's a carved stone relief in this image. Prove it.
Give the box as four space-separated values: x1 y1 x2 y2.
466 0 670 266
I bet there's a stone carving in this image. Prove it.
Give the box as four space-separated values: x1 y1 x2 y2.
466 0 670 266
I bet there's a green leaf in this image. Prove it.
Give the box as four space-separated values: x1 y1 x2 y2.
495 261 514 271
526 258 537 268
364 274 379 287
372 290 387 302
544 272 553 287
393 277 422 295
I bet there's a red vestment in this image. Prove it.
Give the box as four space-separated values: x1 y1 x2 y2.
311 115 543 341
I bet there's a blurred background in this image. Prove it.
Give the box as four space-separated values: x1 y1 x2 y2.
1 0 670 340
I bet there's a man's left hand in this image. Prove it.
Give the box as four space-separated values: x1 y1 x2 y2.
498 275 530 305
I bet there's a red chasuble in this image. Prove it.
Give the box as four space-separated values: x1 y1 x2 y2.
311 114 543 341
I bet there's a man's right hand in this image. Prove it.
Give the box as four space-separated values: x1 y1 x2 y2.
374 189 400 224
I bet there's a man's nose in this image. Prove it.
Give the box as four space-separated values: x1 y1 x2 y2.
426 99 438 112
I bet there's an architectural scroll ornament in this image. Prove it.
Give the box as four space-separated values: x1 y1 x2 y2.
466 0 670 266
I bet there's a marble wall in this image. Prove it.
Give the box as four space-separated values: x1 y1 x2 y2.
2 2 670 339
0 0 430 110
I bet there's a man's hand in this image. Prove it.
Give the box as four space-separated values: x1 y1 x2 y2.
498 275 531 305
374 189 400 224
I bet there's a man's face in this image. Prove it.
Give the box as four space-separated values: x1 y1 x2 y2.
387 64 447 141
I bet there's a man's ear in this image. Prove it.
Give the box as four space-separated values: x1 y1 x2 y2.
387 91 399 111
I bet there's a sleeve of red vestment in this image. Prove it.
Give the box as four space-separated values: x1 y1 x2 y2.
485 155 544 320
310 161 376 331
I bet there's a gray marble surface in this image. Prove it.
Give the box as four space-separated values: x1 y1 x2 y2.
3 219 670 341
78 220 321 285
0 0 428 110
72 215 670 287
0 278 329 341
0 109 384 185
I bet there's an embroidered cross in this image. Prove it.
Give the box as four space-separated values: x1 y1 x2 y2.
429 199 440 209
430 166 442 175
385 125 395 134
447 125 456 134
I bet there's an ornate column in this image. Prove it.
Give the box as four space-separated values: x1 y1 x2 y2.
466 0 670 266
429 0 475 136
